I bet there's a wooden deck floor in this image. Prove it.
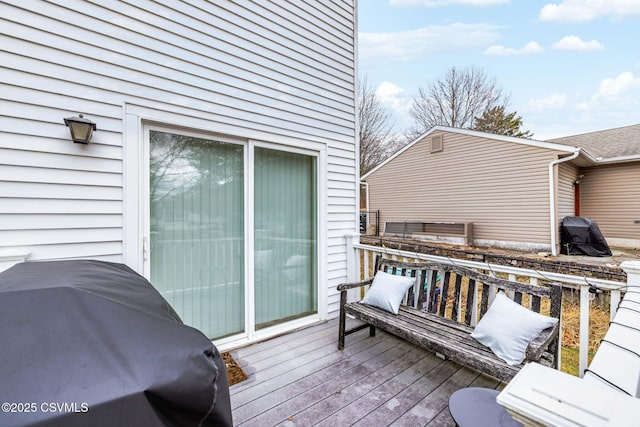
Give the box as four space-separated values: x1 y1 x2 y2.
229 318 505 426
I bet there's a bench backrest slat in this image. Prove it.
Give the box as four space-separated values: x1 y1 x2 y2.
464 279 476 326
438 271 451 316
531 295 541 313
428 271 439 312
514 291 523 305
373 256 561 326
451 274 463 322
405 268 418 307
480 283 491 317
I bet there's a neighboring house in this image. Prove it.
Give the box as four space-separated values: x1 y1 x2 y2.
0 1 358 349
362 125 640 254
550 125 640 250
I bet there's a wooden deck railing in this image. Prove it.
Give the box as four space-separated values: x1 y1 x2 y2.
345 233 629 377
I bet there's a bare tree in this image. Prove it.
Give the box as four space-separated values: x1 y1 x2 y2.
358 75 398 176
407 66 509 140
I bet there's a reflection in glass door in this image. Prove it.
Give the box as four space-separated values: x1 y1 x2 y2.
149 130 244 339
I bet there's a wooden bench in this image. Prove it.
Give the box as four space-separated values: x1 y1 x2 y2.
384 221 473 245
338 257 562 382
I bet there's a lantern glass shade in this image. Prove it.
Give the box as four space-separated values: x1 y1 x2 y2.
64 115 96 144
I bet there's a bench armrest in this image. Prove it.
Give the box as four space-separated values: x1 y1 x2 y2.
337 278 373 292
337 277 375 350
525 322 560 362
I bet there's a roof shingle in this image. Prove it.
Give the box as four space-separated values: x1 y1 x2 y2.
549 124 640 159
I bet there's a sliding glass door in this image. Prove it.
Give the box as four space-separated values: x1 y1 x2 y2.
254 147 318 329
147 129 318 341
149 130 245 339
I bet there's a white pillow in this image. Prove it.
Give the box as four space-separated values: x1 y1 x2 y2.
360 271 416 315
471 292 559 366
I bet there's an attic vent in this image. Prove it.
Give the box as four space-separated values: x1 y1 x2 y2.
430 134 443 153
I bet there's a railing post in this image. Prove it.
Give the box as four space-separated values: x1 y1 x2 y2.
345 232 361 303
345 232 360 282
622 261 640 290
578 284 590 377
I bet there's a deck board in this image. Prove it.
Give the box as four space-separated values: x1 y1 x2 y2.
288 346 438 427
229 318 504 426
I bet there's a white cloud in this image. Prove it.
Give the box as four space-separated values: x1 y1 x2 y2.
523 73 640 139
552 35 603 51
376 81 405 103
526 73 640 117
376 81 412 116
539 0 640 22
576 101 590 111
561 72 640 126
390 0 509 6
524 93 568 113
484 41 544 56
359 23 502 61
593 71 640 100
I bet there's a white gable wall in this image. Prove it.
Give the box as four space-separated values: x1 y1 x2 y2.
0 1 357 316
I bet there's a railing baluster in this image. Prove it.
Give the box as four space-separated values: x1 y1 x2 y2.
579 284 590 377
610 290 621 321
529 277 538 309
362 251 370 282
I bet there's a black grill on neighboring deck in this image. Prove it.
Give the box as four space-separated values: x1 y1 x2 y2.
560 216 612 257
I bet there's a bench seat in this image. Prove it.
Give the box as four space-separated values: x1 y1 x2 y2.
338 257 562 382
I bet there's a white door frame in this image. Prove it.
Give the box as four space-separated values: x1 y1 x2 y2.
122 103 327 349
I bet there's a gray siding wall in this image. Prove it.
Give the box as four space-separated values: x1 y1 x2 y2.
0 1 356 314
558 162 579 220
366 130 566 249
580 162 640 245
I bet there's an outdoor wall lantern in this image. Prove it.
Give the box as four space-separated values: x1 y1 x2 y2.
64 114 96 144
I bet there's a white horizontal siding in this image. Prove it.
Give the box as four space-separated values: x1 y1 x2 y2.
1 214 122 230
0 165 122 187
21 242 123 261
0 182 121 200
0 130 122 160
1 199 122 214
2 228 121 246
0 148 121 173
0 0 357 320
2 51 353 141
2 2 354 127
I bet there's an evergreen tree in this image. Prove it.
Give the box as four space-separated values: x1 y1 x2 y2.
472 106 533 138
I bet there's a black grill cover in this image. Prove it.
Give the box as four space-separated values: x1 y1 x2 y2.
0 260 232 427
560 216 612 257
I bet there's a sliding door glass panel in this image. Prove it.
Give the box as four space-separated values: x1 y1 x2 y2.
254 147 317 329
150 130 244 339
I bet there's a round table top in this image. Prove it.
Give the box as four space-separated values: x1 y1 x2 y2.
448 387 523 427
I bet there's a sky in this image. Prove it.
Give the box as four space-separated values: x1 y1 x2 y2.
358 0 640 140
